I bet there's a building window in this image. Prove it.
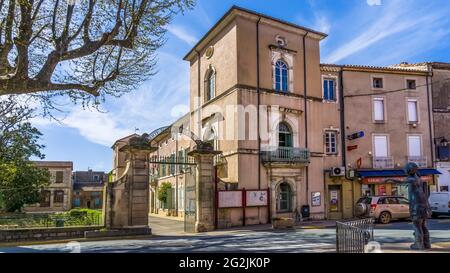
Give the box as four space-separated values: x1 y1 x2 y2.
205 68 215 101
374 135 389 157
40 190 51 207
55 171 64 183
275 60 289 92
325 131 338 154
373 98 385 122
323 78 336 101
93 175 99 182
407 79 416 90
408 135 422 157
277 182 292 212
54 190 64 203
407 99 418 123
278 122 293 147
373 77 383 89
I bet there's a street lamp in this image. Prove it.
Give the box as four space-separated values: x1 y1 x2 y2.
434 137 448 147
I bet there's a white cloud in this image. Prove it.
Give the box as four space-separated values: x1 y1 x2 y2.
62 109 133 147
313 13 330 34
324 0 449 64
167 25 198 46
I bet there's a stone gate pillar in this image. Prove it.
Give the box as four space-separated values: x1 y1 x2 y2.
188 143 221 232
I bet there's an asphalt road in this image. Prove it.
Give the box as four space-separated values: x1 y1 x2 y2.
1 216 449 253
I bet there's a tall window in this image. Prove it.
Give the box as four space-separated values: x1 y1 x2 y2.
278 122 292 147
407 99 418 123
325 131 338 154
374 135 389 157
408 135 422 157
373 98 385 122
323 78 336 101
40 190 51 207
275 60 288 92
277 182 292 212
206 69 215 101
55 171 64 183
54 190 64 203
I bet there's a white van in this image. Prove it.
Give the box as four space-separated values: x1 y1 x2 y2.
429 192 450 218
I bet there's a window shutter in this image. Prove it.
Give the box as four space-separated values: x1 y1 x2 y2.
408 101 418 122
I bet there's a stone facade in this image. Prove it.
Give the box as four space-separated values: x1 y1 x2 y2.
72 170 106 209
24 161 73 213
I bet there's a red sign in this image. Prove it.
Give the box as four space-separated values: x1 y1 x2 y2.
363 175 433 184
347 145 358 151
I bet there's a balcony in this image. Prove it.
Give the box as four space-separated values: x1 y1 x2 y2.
373 156 394 169
407 156 428 168
261 147 310 165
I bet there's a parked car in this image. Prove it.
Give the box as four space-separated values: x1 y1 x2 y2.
355 196 410 224
429 192 450 218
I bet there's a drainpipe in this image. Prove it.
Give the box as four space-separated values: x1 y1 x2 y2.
302 32 309 205
195 49 202 140
256 16 262 223
426 65 436 190
339 69 346 170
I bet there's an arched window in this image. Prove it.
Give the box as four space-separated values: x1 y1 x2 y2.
206 69 216 101
203 127 216 149
277 182 292 212
278 122 293 147
275 60 288 92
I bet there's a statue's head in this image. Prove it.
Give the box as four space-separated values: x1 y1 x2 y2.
404 162 418 176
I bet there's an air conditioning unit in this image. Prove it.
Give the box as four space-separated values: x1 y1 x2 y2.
330 167 346 177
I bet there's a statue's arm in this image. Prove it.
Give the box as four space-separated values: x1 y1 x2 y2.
383 178 405 184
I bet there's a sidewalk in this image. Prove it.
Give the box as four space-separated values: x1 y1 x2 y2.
380 242 450 253
295 220 336 229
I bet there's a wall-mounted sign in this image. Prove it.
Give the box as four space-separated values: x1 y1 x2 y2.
329 190 339 212
312 192 321 207
218 191 242 208
205 46 214 59
347 145 358 151
347 131 365 141
246 190 268 207
362 175 433 184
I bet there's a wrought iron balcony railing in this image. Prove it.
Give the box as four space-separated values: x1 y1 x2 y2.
261 147 310 164
407 156 428 168
373 156 394 169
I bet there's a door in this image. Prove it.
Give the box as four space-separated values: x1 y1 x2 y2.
397 197 410 218
328 185 342 219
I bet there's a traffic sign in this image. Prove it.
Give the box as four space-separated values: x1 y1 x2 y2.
347 131 365 140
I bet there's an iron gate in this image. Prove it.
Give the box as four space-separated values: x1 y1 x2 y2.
148 155 197 233
336 218 374 253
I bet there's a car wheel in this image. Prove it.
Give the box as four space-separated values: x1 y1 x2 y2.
378 212 391 224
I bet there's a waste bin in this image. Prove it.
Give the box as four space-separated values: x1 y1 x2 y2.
301 205 310 218
55 219 65 227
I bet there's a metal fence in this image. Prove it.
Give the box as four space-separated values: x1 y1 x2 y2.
0 213 103 230
336 218 374 253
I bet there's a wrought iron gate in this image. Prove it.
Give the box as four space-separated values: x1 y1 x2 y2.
148 155 197 233
336 218 374 253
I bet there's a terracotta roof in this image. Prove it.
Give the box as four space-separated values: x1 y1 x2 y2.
320 63 429 74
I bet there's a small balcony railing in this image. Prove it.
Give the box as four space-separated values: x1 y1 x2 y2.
407 156 428 168
261 147 310 164
373 156 394 169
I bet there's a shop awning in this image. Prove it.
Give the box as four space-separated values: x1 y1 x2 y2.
357 168 442 178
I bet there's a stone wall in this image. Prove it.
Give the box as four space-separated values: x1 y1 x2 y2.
0 226 101 243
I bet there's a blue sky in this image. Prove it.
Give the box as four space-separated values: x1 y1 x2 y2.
32 0 450 171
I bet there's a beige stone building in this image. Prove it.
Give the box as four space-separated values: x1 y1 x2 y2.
24 161 73 213
112 6 443 226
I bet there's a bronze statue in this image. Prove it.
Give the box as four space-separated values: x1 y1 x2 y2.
386 162 432 250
